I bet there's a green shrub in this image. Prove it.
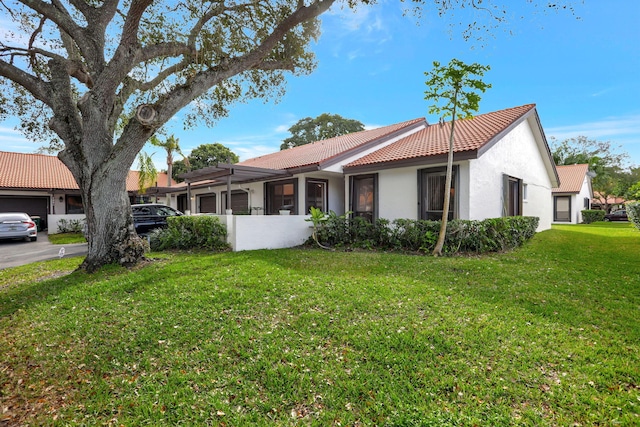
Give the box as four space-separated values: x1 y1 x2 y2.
581 209 606 224
57 218 85 233
626 202 640 231
312 215 539 255
149 215 229 251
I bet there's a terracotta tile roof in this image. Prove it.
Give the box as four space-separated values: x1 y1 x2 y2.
0 151 175 192
592 192 626 204
552 164 590 193
238 118 425 170
345 104 537 169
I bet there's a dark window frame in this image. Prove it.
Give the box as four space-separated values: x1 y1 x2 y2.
554 195 572 222
418 166 459 221
305 178 329 215
349 174 378 223
265 179 298 215
65 194 84 214
503 174 524 217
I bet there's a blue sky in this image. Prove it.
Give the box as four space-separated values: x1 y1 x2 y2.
2 0 639 168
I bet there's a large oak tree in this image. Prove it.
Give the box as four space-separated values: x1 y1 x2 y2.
0 0 580 271
280 113 364 150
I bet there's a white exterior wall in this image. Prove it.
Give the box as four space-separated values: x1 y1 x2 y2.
468 120 554 231
221 214 313 251
47 214 86 233
345 161 472 222
377 166 418 220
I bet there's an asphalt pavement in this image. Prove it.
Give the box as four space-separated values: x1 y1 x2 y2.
0 231 88 270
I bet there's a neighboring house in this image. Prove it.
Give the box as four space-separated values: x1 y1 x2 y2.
0 151 175 230
591 192 626 213
173 104 559 232
552 164 594 224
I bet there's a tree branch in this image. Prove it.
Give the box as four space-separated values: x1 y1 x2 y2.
0 58 52 105
17 0 85 48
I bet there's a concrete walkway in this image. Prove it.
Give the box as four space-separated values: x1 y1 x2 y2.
0 231 87 270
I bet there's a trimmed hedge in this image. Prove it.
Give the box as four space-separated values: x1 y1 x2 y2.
581 209 606 224
149 215 229 251
626 202 640 231
312 215 540 254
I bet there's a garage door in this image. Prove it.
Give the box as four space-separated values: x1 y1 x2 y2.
199 194 216 213
0 196 50 227
221 191 249 214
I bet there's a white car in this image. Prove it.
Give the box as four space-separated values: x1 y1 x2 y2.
0 212 38 242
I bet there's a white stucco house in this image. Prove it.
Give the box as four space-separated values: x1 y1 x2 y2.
552 164 594 224
170 104 560 242
0 104 561 250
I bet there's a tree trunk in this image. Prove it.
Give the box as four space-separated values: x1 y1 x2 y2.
432 95 458 256
59 121 149 272
79 164 147 272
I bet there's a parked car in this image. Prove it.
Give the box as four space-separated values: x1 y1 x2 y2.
604 209 628 222
132 204 183 235
0 212 38 242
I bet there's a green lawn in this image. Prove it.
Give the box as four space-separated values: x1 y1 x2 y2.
1 223 638 426
47 232 86 245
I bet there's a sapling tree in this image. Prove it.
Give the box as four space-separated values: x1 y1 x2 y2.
424 59 491 256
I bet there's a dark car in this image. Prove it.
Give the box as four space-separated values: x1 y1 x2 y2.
604 209 628 222
132 204 183 235
0 212 38 242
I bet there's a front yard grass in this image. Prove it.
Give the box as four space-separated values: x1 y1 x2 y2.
47 232 86 245
1 222 638 425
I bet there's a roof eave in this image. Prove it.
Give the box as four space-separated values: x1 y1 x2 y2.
318 119 428 170
343 150 478 174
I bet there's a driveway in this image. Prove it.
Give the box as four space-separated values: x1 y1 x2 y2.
0 231 87 270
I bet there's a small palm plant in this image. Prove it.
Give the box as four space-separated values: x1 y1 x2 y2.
305 207 332 250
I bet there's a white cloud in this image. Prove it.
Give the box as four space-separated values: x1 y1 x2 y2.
323 0 393 58
546 114 640 142
0 126 37 153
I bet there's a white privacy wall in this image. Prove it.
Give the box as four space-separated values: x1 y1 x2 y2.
224 214 313 251
468 119 554 231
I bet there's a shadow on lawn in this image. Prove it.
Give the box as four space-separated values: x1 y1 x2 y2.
0 274 79 319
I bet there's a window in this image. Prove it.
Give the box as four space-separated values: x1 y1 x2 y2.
131 195 151 204
177 194 188 213
554 195 571 222
583 197 590 209
419 166 457 221
265 179 297 215
65 195 84 214
305 179 328 214
350 174 376 222
503 175 523 217
222 190 249 214
199 194 216 213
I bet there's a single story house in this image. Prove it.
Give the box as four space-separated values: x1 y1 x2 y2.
171 104 560 235
0 151 174 231
591 192 626 213
552 164 594 224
